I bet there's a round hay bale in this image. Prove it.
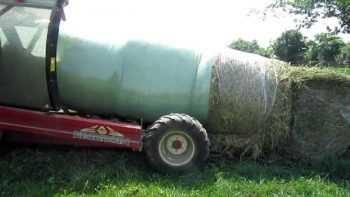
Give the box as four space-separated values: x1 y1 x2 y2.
207 56 293 158
207 49 278 136
241 61 293 158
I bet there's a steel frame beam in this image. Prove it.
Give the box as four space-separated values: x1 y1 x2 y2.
0 106 143 151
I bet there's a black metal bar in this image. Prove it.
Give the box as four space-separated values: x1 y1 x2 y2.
45 3 62 111
0 5 13 16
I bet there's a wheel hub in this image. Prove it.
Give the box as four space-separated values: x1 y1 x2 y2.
159 131 195 166
166 134 188 155
172 140 182 150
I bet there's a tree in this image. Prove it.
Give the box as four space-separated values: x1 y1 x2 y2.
337 43 350 64
229 39 260 53
313 33 344 64
256 47 274 58
229 39 273 58
272 30 307 64
268 0 350 33
304 40 318 63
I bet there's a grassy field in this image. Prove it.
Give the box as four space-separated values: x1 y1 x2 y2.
0 144 349 197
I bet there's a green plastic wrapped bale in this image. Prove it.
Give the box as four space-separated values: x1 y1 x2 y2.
57 34 213 123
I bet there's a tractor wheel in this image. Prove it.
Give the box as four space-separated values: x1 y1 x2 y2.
143 113 209 174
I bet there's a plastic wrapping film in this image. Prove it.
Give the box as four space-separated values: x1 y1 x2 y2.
288 80 350 161
0 5 51 110
207 48 278 136
56 0 214 122
57 36 213 123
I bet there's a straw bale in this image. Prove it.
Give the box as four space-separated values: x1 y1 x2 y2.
285 68 350 161
208 61 293 158
207 51 350 160
207 49 278 136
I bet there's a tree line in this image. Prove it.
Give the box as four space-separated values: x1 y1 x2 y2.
229 30 350 66
244 0 350 66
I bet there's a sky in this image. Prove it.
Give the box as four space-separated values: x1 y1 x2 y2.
64 0 350 48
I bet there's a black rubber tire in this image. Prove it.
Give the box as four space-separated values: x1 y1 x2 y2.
143 113 209 175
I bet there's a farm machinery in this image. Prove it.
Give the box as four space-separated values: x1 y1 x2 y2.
0 0 210 174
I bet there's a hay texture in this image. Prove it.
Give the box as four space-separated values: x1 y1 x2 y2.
206 49 350 160
285 68 350 161
207 49 278 136
208 59 292 158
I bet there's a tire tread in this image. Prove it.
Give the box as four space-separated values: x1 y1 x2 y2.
143 113 209 174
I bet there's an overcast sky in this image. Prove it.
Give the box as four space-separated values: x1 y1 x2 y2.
65 0 350 48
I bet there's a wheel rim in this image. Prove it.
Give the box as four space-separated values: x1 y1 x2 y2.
158 131 195 167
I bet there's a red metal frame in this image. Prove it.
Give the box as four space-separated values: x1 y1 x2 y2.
0 106 143 151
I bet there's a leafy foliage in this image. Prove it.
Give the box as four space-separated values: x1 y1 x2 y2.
268 0 350 33
229 39 273 58
313 33 345 64
228 32 348 66
304 40 319 63
229 39 260 53
337 43 350 64
272 30 307 63
257 47 274 58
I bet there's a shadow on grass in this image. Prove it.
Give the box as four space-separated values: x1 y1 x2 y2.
0 143 349 196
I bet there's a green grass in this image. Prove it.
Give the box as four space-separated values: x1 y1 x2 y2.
0 144 349 197
330 67 350 75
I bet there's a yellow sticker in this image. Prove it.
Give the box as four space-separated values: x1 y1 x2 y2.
50 57 56 72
